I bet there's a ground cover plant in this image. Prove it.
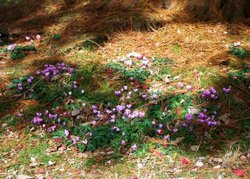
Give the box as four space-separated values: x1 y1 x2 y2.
0 0 250 178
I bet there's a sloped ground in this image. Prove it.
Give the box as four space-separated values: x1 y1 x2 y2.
0 0 250 178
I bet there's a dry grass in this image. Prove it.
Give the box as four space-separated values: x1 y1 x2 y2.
0 0 250 178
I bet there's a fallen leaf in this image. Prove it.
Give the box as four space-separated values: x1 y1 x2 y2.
232 168 246 177
180 157 190 164
71 109 80 117
55 138 62 143
131 176 137 179
16 174 33 179
48 161 55 166
150 150 163 159
190 145 199 152
35 168 46 174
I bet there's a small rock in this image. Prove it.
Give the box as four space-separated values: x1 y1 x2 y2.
190 145 199 152
48 161 55 166
195 160 204 167
71 109 80 117
214 165 221 169
2 123 8 128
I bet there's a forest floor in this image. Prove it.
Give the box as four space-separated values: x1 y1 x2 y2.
0 0 250 178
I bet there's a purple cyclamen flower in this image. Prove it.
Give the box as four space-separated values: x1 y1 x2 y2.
173 128 178 133
36 112 42 116
159 124 163 128
138 111 145 117
115 91 121 95
185 114 193 121
33 117 42 124
203 90 210 96
49 125 56 132
182 123 188 127
116 105 125 112
142 94 147 99
106 109 112 114
223 86 231 93
126 104 132 109
210 87 217 94
114 127 120 132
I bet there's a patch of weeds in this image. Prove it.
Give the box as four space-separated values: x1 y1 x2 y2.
1 115 19 126
242 36 249 42
82 35 108 51
228 68 250 88
172 43 182 54
52 34 61 40
198 66 223 88
10 45 36 60
229 46 249 59
18 138 61 165
104 63 150 82
8 63 77 107
84 156 99 168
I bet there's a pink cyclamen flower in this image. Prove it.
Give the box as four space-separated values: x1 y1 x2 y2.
131 144 137 151
7 44 16 51
151 94 158 99
177 82 184 88
186 85 192 91
157 129 162 134
64 130 69 137
82 139 88 145
25 36 31 41
73 136 79 144
121 140 126 146
92 120 97 126
164 77 170 83
164 135 170 141
36 34 41 40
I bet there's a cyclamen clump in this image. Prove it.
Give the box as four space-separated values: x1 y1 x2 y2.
36 63 74 79
91 103 145 124
197 110 217 127
116 51 151 69
15 63 75 93
202 87 218 100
